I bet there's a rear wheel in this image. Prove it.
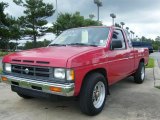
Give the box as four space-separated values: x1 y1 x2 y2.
134 62 145 84
17 93 33 99
79 73 107 116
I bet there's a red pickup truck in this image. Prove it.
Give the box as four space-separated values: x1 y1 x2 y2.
1 26 149 116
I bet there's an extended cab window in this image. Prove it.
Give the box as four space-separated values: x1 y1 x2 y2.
125 30 132 48
112 29 126 49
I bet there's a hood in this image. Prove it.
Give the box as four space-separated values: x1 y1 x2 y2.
67 47 106 68
2 46 100 67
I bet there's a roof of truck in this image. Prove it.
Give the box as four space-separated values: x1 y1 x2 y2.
67 26 123 30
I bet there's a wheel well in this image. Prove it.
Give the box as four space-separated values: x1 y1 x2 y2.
131 58 145 76
140 58 145 63
84 68 107 80
80 68 110 95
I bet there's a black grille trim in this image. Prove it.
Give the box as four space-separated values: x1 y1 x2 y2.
12 59 21 62
23 60 34 63
36 61 50 64
11 64 52 82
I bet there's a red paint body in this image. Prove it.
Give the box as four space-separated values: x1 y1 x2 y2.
2 27 149 96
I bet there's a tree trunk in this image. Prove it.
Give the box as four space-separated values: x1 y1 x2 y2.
33 16 36 48
33 34 36 48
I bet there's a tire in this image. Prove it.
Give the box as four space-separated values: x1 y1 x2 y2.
79 73 107 116
134 62 145 84
17 93 33 99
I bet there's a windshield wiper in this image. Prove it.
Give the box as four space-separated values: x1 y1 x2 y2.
49 43 98 47
49 44 67 46
67 43 97 47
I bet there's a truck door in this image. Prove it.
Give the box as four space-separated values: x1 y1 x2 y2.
124 30 135 72
107 29 132 84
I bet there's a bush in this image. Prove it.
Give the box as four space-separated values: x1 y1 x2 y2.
0 51 10 57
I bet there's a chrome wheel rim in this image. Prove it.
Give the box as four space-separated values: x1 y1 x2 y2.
141 66 145 80
92 81 105 109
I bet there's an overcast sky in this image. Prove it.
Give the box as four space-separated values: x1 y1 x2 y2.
1 0 160 39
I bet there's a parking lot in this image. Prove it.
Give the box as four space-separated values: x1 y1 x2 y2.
0 68 160 120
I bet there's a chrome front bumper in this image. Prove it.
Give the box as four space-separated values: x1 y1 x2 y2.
1 75 75 97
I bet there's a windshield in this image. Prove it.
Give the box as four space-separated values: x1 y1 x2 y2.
50 27 110 47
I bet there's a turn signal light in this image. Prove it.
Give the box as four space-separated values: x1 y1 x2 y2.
1 76 8 81
50 86 62 92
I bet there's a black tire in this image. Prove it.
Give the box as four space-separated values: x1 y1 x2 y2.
17 93 33 99
79 73 107 116
134 62 145 84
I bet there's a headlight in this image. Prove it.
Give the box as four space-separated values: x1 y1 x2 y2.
54 68 74 81
54 68 66 79
4 63 11 72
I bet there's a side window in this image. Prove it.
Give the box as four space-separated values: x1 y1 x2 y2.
112 29 126 49
124 30 132 48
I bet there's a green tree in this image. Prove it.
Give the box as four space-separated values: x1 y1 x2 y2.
52 12 101 36
155 36 160 41
13 0 55 47
0 2 21 51
139 36 160 50
140 36 153 43
83 19 102 26
0 2 8 26
153 36 160 50
23 39 51 50
0 2 9 44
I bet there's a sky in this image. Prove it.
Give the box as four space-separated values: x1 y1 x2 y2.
1 0 160 39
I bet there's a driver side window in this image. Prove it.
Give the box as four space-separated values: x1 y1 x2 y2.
112 30 126 49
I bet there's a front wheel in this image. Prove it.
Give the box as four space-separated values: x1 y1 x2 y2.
79 73 107 116
134 62 145 84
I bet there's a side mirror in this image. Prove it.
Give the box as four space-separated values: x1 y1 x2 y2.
111 40 122 50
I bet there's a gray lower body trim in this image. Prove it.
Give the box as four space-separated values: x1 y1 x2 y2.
1 75 75 97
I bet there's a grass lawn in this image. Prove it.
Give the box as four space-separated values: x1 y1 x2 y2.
0 51 12 57
0 69 2 74
155 86 160 89
146 58 155 68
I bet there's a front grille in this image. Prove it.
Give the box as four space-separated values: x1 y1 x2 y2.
11 64 52 82
23 60 34 63
12 59 50 65
12 59 21 62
